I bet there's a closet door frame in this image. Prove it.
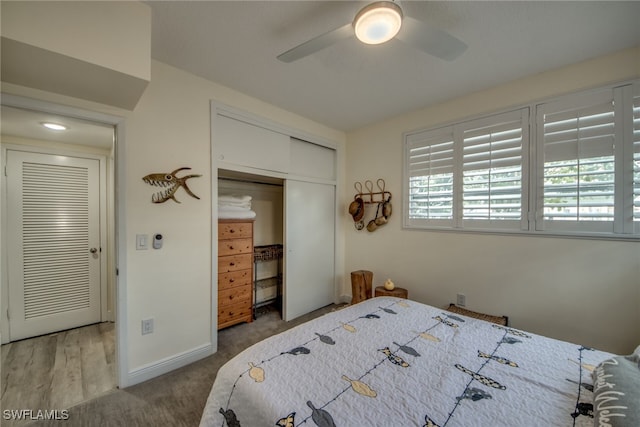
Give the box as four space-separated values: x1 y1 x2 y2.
210 101 343 352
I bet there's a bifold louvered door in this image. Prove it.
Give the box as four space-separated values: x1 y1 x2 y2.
6 150 101 341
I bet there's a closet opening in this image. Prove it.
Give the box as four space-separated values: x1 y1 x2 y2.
218 169 284 321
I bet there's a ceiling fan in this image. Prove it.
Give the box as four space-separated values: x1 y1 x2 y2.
277 1 467 63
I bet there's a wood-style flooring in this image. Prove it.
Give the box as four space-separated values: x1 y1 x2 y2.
7 304 339 426
1 322 115 425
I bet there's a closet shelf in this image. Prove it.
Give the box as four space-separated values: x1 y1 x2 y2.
253 244 283 317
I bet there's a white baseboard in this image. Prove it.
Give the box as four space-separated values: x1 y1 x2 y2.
125 343 213 387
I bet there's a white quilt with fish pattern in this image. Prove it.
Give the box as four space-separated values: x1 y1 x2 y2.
200 297 613 427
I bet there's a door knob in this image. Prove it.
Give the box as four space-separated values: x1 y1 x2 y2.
90 248 98 254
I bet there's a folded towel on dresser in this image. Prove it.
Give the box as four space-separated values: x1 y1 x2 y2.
218 207 256 219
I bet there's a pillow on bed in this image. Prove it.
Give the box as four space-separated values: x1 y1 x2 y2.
592 345 640 427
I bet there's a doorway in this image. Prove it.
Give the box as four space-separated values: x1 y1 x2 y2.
6 149 104 340
218 172 284 318
0 99 120 409
217 169 336 323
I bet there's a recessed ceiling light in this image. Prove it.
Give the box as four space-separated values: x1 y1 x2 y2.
41 122 67 131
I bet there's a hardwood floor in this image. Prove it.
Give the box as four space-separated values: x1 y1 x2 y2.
1 322 115 424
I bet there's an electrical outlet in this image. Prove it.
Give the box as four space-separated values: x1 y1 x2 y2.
456 293 466 307
141 318 154 335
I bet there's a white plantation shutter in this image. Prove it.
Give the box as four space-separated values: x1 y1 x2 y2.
461 109 528 229
633 88 640 228
406 126 455 226
537 90 617 233
404 80 639 239
404 109 527 230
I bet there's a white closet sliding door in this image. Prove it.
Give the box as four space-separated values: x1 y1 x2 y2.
284 180 335 321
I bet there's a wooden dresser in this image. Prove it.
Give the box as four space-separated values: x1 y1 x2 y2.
218 219 254 329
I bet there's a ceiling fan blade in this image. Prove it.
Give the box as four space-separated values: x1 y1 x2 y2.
396 16 467 61
277 23 354 63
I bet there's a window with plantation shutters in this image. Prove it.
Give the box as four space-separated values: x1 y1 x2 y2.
406 126 455 227
536 90 617 233
460 109 528 229
633 88 640 231
404 109 528 230
403 80 639 239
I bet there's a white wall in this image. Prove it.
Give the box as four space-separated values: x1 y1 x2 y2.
344 47 640 355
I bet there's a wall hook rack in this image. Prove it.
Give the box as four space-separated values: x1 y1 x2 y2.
350 179 393 232
353 179 392 204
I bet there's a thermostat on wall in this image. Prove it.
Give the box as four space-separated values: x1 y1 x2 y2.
153 233 163 249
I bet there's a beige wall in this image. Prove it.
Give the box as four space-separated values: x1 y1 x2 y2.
1 1 150 80
123 61 345 374
2 27 637 389
344 46 640 355
1 60 345 384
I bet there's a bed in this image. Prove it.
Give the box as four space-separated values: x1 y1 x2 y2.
200 297 638 427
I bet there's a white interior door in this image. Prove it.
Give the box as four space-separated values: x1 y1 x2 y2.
284 180 335 321
6 150 102 340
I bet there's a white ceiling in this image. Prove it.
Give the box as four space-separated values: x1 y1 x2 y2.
1 105 114 149
147 1 640 132
1 1 638 145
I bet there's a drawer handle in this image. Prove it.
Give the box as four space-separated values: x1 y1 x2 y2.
230 229 235 233
229 278 235 283
229 245 234 250
229 262 235 266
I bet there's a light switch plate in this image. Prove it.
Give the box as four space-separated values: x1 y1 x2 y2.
136 234 148 250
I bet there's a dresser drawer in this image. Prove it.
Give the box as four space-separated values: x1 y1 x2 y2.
219 222 252 239
218 300 253 328
219 285 252 308
219 270 252 291
218 238 253 256
218 253 252 273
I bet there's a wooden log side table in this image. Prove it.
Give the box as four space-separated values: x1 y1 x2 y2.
374 286 408 299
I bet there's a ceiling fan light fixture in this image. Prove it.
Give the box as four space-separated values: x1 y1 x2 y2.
353 1 403 45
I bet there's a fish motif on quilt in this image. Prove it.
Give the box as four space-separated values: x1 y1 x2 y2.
433 316 459 328
455 364 506 390
379 347 410 367
307 401 336 427
477 350 518 367
218 408 240 427
315 332 335 345
394 341 421 357
342 375 377 398
276 412 295 427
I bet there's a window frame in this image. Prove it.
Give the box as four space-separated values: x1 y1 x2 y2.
403 80 640 241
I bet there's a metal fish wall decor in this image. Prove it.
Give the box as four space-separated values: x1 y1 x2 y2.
142 167 201 203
